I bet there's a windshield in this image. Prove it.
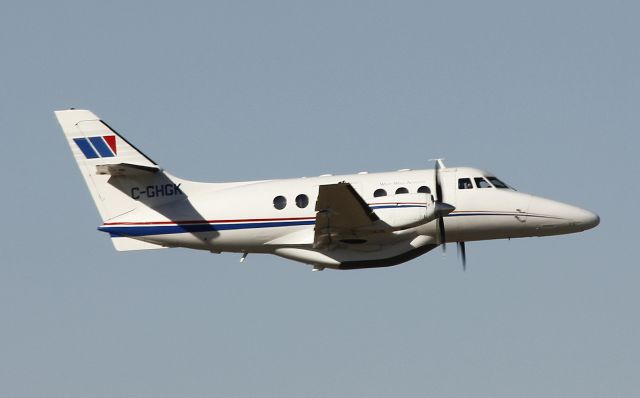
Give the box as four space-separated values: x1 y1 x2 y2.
487 176 510 189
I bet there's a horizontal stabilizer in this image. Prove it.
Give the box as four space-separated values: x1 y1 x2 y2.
96 162 161 176
111 237 168 251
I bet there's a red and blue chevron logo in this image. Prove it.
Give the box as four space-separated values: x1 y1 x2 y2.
73 136 117 159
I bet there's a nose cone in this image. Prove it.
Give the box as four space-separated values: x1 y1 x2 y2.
574 209 600 230
528 196 600 235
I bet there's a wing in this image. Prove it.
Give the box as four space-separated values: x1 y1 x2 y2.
314 182 379 248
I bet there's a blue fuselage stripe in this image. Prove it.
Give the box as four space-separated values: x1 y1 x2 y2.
369 205 426 210
101 220 316 237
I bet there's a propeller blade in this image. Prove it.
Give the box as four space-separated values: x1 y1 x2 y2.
434 159 447 250
458 241 467 271
438 217 446 253
435 161 443 203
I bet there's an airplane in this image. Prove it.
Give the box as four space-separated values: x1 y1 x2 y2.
55 109 600 271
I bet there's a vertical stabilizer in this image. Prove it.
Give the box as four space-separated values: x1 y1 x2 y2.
55 109 177 223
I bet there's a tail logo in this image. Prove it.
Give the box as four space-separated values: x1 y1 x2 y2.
73 136 117 159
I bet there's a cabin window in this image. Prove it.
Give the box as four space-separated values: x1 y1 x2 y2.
474 177 492 188
458 178 473 189
417 185 431 194
374 188 387 197
487 177 509 189
295 194 309 208
273 195 287 210
395 187 409 194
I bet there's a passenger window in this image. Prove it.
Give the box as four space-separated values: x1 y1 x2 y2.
458 178 473 189
295 194 309 208
474 177 492 188
273 195 287 210
417 185 431 194
395 187 409 194
487 177 509 189
374 189 387 197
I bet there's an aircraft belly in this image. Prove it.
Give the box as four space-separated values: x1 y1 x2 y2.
209 226 311 249
116 224 308 252
141 233 210 250
274 235 437 269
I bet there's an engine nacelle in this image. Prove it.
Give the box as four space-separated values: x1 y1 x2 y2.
366 193 454 231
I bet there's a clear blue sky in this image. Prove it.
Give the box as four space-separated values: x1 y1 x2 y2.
1 1 637 397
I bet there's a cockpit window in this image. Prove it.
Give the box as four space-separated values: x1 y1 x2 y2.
458 178 473 189
474 177 492 188
487 177 509 189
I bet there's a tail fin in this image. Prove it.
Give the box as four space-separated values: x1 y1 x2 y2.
56 109 179 250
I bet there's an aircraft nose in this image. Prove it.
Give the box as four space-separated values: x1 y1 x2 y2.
528 196 599 234
575 209 600 230
559 204 600 231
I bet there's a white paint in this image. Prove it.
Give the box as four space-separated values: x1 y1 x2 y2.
56 110 600 270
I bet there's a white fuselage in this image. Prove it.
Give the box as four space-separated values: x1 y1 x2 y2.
98 167 599 269
55 110 599 270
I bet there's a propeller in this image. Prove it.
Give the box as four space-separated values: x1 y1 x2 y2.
433 159 448 252
433 159 468 271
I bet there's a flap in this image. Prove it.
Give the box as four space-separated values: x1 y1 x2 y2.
314 182 379 248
